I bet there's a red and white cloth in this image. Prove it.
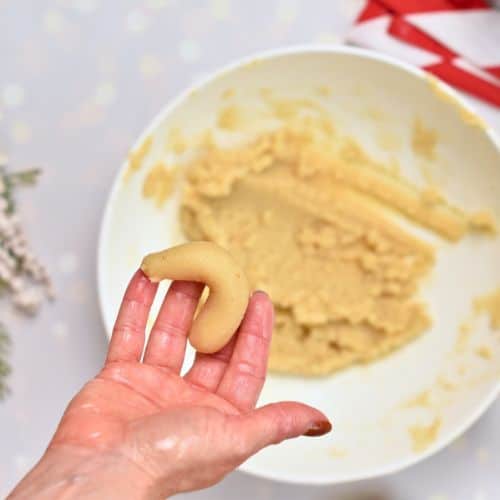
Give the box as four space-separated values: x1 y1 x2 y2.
346 0 500 107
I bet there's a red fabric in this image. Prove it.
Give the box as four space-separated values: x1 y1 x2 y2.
388 16 457 58
387 12 500 79
378 0 488 14
357 1 390 22
485 66 500 79
425 60 500 106
353 0 499 106
448 0 489 7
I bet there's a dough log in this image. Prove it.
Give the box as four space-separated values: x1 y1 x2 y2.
140 241 250 353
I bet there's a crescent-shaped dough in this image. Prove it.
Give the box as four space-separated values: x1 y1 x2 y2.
140 241 250 353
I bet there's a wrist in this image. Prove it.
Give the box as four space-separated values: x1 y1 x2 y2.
9 445 157 500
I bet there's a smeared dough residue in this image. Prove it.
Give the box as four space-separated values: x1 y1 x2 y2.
455 324 471 353
474 288 500 330
125 135 152 179
165 128 187 155
426 75 487 130
316 85 332 98
401 390 432 409
469 211 497 235
217 106 245 130
142 163 177 207
221 88 235 100
437 375 457 391
408 417 441 453
412 118 437 161
329 447 348 458
475 345 493 360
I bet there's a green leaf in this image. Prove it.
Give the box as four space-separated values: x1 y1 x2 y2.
0 323 11 401
7 168 41 186
1 167 41 214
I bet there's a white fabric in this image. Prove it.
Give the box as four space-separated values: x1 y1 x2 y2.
346 16 441 66
408 10 500 68
454 57 500 85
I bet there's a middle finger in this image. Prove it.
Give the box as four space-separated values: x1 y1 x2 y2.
143 280 204 372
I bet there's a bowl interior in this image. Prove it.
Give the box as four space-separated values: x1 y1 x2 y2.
98 47 500 484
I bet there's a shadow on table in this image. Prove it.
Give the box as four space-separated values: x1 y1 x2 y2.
177 471 395 500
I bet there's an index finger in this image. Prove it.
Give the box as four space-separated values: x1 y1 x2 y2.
106 270 158 364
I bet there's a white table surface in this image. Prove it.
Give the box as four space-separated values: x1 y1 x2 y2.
0 1 499 498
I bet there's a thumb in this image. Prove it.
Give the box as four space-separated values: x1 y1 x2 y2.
234 402 332 456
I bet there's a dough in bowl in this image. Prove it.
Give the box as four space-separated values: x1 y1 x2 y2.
178 114 494 376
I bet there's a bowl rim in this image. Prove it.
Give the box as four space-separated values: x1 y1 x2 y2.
96 44 500 485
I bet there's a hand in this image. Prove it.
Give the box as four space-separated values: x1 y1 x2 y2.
10 271 331 499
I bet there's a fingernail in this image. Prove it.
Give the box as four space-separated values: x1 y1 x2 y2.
303 420 332 437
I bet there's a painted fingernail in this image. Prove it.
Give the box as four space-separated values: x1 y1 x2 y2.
303 420 332 437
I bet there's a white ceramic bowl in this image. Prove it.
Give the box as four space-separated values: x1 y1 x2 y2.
97 46 500 485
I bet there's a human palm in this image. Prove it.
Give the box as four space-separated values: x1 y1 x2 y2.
11 271 331 500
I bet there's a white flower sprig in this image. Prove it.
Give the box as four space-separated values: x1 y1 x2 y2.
0 154 53 400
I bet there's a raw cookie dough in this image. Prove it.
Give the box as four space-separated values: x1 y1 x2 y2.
141 242 250 353
179 125 441 375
